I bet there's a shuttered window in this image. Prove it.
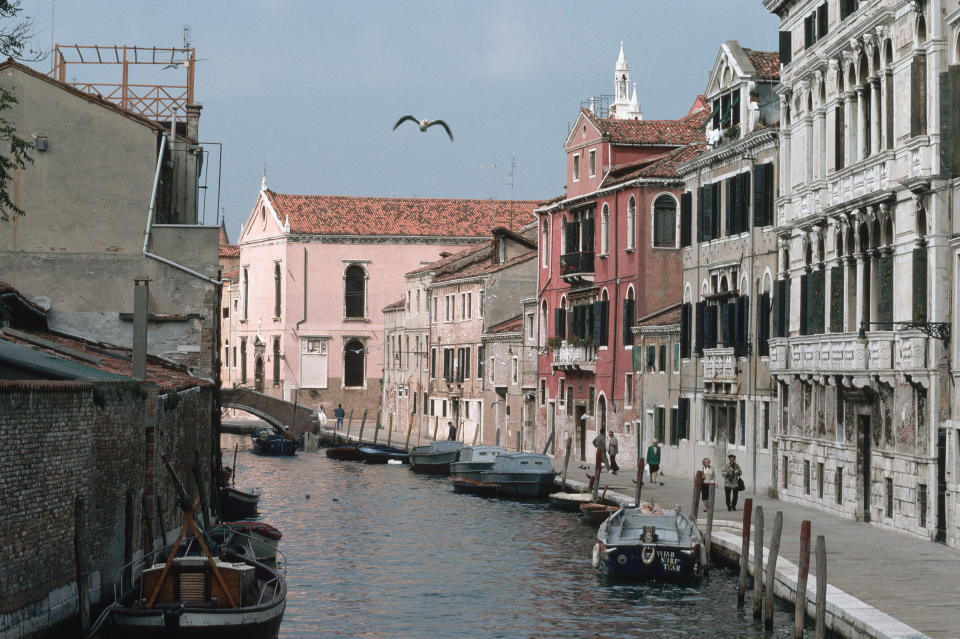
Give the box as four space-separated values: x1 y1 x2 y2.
654 407 665 443
799 273 811 336
773 278 791 338
757 292 771 356
721 302 735 348
779 30 792 66
653 195 677 248
680 192 692 247
753 163 774 227
705 304 718 349
680 303 691 358
646 345 656 371
677 397 690 441
913 248 927 324
622 297 635 346
735 295 750 356
835 101 845 170
839 0 858 20
658 344 667 372
812 270 825 334
830 266 844 332
912 54 927 137
555 307 566 339
695 301 706 354
877 254 893 330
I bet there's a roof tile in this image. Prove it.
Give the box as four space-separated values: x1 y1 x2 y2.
742 49 780 81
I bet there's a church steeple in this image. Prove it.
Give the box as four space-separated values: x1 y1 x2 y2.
611 42 642 120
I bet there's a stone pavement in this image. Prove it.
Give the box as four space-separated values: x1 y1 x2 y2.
553 458 954 639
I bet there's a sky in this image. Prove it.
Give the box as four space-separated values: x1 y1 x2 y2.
19 1 778 240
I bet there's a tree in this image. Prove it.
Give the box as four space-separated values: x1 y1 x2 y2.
0 0 37 222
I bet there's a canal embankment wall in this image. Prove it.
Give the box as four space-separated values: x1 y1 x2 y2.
562 478 931 639
0 381 216 639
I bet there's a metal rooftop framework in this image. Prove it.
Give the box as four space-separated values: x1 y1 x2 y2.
49 44 196 122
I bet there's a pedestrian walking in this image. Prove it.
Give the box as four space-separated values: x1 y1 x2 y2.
447 420 457 441
607 432 619 474
591 429 609 471
646 439 663 485
723 453 743 511
334 404 345 430
313 404 327 428
701 457 717 512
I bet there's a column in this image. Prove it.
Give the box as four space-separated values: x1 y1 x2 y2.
855 252 866 329
867 248 879 326
845 255 856 332
844 91 855 167
877 71 887 152
817 109 827 180
870 77 881 157
806 114 814 184
857 86 867 163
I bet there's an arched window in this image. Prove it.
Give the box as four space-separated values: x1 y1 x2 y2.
344 264 366 318
539 300 548 348
653 194 677 248
541 221 549 267
600 204 610 254
274 262 282 318
626 197 636 250
623 287 636 346
344 339 365 387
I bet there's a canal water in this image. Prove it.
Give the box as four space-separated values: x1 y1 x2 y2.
224 432 799 638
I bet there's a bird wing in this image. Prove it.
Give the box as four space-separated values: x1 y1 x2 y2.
393 115 419 130
428 119 454 141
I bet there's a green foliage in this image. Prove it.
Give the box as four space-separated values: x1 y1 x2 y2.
0 1 37 222
546 336 563 351
166 390 182 409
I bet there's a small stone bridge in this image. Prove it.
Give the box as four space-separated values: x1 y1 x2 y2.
221 388 317 435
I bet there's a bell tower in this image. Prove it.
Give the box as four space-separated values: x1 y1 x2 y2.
611 42 642 120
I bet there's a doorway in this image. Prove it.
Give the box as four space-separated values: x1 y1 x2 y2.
857 414 871 522
575 405 587 461
937 428 946 543
254 355 265 393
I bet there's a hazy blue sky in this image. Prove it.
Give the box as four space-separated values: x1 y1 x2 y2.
20 1 778 239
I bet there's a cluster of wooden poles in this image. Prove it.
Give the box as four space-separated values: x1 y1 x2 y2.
691 472 828 639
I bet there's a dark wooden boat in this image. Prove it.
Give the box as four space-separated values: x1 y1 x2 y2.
219 486 261 520
580 502 619 527
410 440 463 474
325 443 362 460
548 492 594 512
252 431 297 456
209 521 282 561
449 475 499 496
357 445 409 464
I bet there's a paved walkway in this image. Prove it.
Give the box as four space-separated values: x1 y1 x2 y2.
554 459 954 639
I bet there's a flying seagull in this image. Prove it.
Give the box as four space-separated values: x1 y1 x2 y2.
393 115 453 141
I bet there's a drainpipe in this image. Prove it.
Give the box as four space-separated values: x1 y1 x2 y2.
143 130 222 288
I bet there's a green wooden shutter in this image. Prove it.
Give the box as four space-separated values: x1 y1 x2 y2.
655 407 665 443
696 187 705 242
913 248 927 324
659 344 666 372
670 408 679 445
912 54 927 137
633 344 643 371
739 171 750 232
622 298 633 346
721 303 734 347
712 183 722 239
725 177 734 236
877 254 893 330
758 291 770 356
600 300 610 346
733 174 744 234
647 345 656 370
592 301 603 346
706 305 718 349
680 303 691 358
830 266 844 332
681 192 692 247
779 30 792 66
753 163 766 227
703 183 713 241
799 274 809 335
695 301 706 354
813 270 825 334
783 277 791 337
817 3 828 38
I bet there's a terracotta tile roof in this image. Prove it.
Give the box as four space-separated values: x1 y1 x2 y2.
742 49 780 81
637 302 683 328
219 243 239 258
0 281 48 317
432 249 536 283
407 242 491 277
583 105 708 146
264 190 543 237
603 144 706 185
382 298 405 312
487 315 523 334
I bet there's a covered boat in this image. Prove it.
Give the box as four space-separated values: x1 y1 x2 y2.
449 445 506 481
480 452 557 498
209 521 283 562
450 476 500 496
357 444 410 464
325 443 363 461
548 491 595 512
219 485 261 520
410 440 463 474
593 503 706 582
252 430 297 456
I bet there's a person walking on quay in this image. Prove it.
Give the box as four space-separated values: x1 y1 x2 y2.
334 404 345 430
646 439 663 485
607 432 619 474
701 457 717 512
591 428 609 471
723 454 743 511
448 420 457 441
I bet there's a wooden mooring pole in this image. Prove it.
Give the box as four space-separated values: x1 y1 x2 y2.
404 412 415 451
345 408 355 443
737 497 753 608
386 413 394 447
561 435 573 488
753 505 764 619
357 408 369 443
373 409 382 444
704 484 716 574
815 535 827 639
764 511 783 629
795 520 812 639
691 470 703 519
73 495 90 635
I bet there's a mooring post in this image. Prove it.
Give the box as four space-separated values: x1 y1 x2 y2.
432 419 439 441
691 470 703 519
123 488 135 590
753 504 764 618
561 435 573 489
404 412 415 451
795 520 812 639
704 484 716 573
737 497 753 608
634 446 644 504
345 408 355 444
764 511 783 629
141 490 154 556
357 408 369 443
387 413 394 447
815 535 827 639
73 495 90 634
373 409 382 444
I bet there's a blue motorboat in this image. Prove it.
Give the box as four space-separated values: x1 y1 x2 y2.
593 503 705 583
479 452 557 498
357 444 410 464
252 430 298 456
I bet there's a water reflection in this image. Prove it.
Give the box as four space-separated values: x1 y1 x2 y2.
224 433 797 638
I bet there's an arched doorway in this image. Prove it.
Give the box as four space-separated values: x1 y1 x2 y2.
343 339 365 387
254 355 265 393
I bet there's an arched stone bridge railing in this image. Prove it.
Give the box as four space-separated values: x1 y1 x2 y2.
221 387 317 435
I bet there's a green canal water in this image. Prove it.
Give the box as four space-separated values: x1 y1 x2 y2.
224 432 801 638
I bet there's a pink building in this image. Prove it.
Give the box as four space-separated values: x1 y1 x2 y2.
231 177 539 416
535 46 707 467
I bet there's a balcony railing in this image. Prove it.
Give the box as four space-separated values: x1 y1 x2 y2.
703 347 736 382
551 341 597 372
559 251 595 282
768 330 929 376
827 152 891 209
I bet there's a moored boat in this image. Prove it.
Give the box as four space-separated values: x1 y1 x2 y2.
252 431 297 456
209 521 283 561
357 444 409 464
410 440 463 474
579 502 619 526
325 443 362 461
449 445 506 480
593 503 705 582
449 475 500 496
480 452 557 498
548 491 595 512
219 485 261 520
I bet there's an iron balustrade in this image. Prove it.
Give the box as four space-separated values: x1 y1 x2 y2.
559 251 595 276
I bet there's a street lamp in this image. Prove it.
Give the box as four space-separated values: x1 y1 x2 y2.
857 320 951 345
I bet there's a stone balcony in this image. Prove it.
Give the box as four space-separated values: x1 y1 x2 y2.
768 330 931 386
703 347 736 383
551 342 597 373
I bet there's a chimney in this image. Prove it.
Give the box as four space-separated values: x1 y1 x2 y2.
133 277 151 381
186 103 203 141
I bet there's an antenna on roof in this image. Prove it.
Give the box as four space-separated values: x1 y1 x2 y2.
183 25 191 49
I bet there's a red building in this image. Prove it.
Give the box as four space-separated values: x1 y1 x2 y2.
534 46 708 468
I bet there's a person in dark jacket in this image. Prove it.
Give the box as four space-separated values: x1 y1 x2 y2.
607 432 619 474
334 404 345 430
447 421 457 441
723 454 743 511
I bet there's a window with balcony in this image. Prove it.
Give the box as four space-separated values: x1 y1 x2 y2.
561 208 595 277
626 196 636 250
653 194 676 247
568 300 608 346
